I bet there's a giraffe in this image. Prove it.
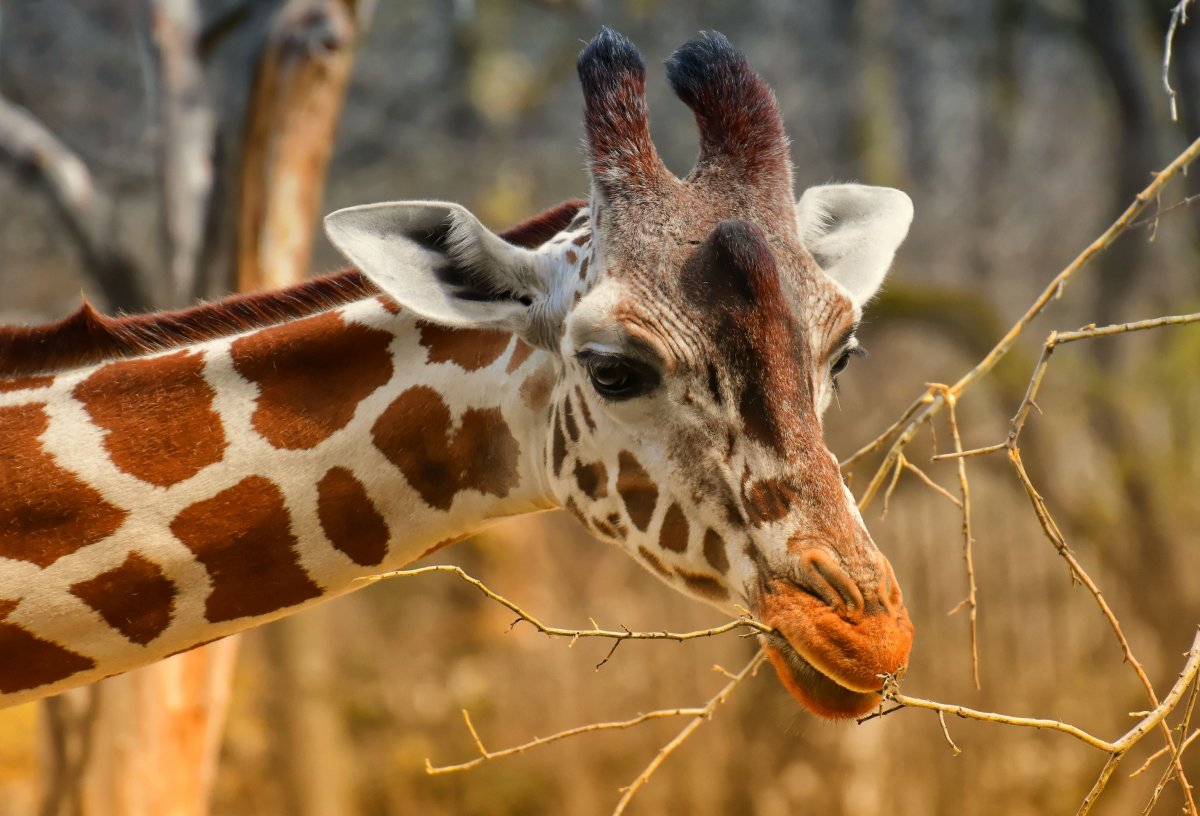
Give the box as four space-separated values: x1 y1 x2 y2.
0 29 913 719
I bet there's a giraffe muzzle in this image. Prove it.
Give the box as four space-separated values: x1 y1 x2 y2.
755 550 913 718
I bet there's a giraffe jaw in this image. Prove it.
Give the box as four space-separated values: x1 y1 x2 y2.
761 633 882 720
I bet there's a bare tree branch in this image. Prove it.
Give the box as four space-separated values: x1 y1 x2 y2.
426 706 707 775
146 0 216 307
359 564 775 644
873 627 1198 754
841 135 1200 498
0 96 149 312
1164 1 1195 121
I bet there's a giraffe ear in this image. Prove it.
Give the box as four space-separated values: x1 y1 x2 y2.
795 184 913 305
324 201 550 340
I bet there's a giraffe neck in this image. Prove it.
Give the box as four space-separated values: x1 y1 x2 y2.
0 294 558 706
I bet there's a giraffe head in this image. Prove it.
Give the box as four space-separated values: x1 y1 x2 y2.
325 29 913 719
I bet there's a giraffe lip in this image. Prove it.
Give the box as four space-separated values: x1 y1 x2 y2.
761 632 881 719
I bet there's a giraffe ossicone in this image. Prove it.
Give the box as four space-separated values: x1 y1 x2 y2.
0 28 913 719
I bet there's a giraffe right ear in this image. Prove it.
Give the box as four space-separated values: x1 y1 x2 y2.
324 201 553 342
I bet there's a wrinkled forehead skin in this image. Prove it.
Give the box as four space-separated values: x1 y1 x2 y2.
574 29 912 718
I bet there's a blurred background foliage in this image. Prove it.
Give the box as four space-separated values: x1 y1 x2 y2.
1 0 1199 814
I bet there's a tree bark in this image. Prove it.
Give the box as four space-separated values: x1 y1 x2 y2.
237 0 358 292
38 640 240 816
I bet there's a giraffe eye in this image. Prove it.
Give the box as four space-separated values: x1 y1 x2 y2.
830 345 866 379
579 352 660 400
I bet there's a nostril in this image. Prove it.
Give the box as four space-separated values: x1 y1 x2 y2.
796 550 864 613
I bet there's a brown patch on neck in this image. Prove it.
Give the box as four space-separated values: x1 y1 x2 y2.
69 552 177 645
561 398 580 442
551 409 568 476
0 375 54 392
371 386 521 512
574 386 597 431
73 350 227 487
659 502 689 553
232 310 394 451
418 534 468 561
506 339 536 373
676 570 728 601
638 546 672 578
616 451 658 532
417 323 510 371
316 467 390 567
0 404 127 568
520 366 553 411
703 529 730 574
0 600 96 694
573 460 608 499
170 476 322 623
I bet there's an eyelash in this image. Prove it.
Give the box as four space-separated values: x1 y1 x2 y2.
830 344 867 391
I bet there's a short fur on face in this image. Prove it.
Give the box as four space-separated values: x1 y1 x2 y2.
326 28 915 719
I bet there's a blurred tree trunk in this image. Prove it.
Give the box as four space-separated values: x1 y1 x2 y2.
262 612 354 816
36 2 365 814
236 0 360 292
38 642 240 816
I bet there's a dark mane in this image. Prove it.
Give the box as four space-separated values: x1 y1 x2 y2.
0 199 586 378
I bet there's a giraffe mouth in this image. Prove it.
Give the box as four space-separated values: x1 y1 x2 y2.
761 632 882 719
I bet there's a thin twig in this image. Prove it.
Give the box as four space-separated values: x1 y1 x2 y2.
879 629 1200 755
358 565 775 644
1142 669 1200 814
880 453 906 519
938 711 962 756
1133 728 1200 777
1130 193 1200 229
426 706 706 775
902 456 963 508
998 315 1200 812
1006 451 1196 812
937 386 980 690
1164 1 1195 122
841 387 936 473
931 443 1006 461
611 651 765 815
845 136 1200 510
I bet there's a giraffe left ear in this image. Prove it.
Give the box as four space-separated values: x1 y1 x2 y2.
796 184 913 305
325 200 555 343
